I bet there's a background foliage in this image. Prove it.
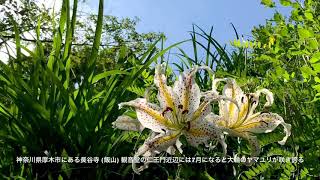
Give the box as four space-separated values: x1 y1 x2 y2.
0 0 319 179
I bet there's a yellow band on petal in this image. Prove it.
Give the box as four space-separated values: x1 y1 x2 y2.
233 121 262 132
153 131 181 145
235 100 249 125
119 99 177 130
189 100 210 122
155 64 177 113
159 81 176 111
139 105 176 128
227 83 238 126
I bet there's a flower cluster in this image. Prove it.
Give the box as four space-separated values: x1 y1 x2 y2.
208 77 291 164
112 64 291 174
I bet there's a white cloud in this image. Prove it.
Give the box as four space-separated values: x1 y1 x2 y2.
0 0 96 63
0 0 62 63
35 0 62 14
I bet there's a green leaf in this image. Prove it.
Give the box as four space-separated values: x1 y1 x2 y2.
308 39 319 50
261 0 275 7
58 175 63 180
12 20 21 63
92 70 128 84
69 96 77 113
304 12 313 20
61 149 71 178
298 28 312 38
311 63 320 72
312 84 320 92
0 103 10 117
301 65 317 81
47 0 68 71
274 12 283 22
233 39 241 47
202 171 215 180
280 0 291 6
300 167 309 179
310 52 320 63
88 0 104 69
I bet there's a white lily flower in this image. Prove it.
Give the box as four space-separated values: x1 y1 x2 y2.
207 77 291 164
113 64 231 174
112 115 144 132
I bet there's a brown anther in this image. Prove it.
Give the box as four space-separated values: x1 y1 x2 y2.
182 110 189 114
186 121 191 131
162 107 173 116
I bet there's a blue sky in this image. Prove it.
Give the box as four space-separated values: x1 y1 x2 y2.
0 0 291 63
86 0 291 51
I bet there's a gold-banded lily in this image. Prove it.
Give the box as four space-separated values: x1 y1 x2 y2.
113 64 232 174
207 78 291 163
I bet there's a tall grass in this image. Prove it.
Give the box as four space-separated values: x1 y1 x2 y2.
0 0 179 178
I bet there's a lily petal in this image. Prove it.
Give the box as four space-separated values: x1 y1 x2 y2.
173 66 201 118
244 89 274 119
119 98 174 133
112 115 144 132
221 79 245 127
255 89 274 108
175 138 183 154
166 146 176 155
165 139 183 155
235 112 291 145
190 93 240 123
188 97 212 123
154 64 178 110
245 134 261 165
132 131 181 174
206 112 226 127
211 77 249 127
245 89 274 119
185 118 227 155
211 76 229 93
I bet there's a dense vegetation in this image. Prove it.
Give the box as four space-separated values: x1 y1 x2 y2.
0 0 319 179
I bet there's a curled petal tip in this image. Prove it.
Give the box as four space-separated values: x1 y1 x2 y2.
212 77 226 91
217 95 240 111
219 134 227 156
132 144 150 174
278 141 285 146
224 78 235 85
176 139 183 154
193 65 199 69
111 121 116 128
198 65 214 74
118 103 124 109
160 62 167 66
278 122 291 145
256 88 274 107
132 162 142 175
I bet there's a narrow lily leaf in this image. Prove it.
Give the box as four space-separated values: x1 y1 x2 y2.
92 70 129 84
12 20 21 63
47 0 68 71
